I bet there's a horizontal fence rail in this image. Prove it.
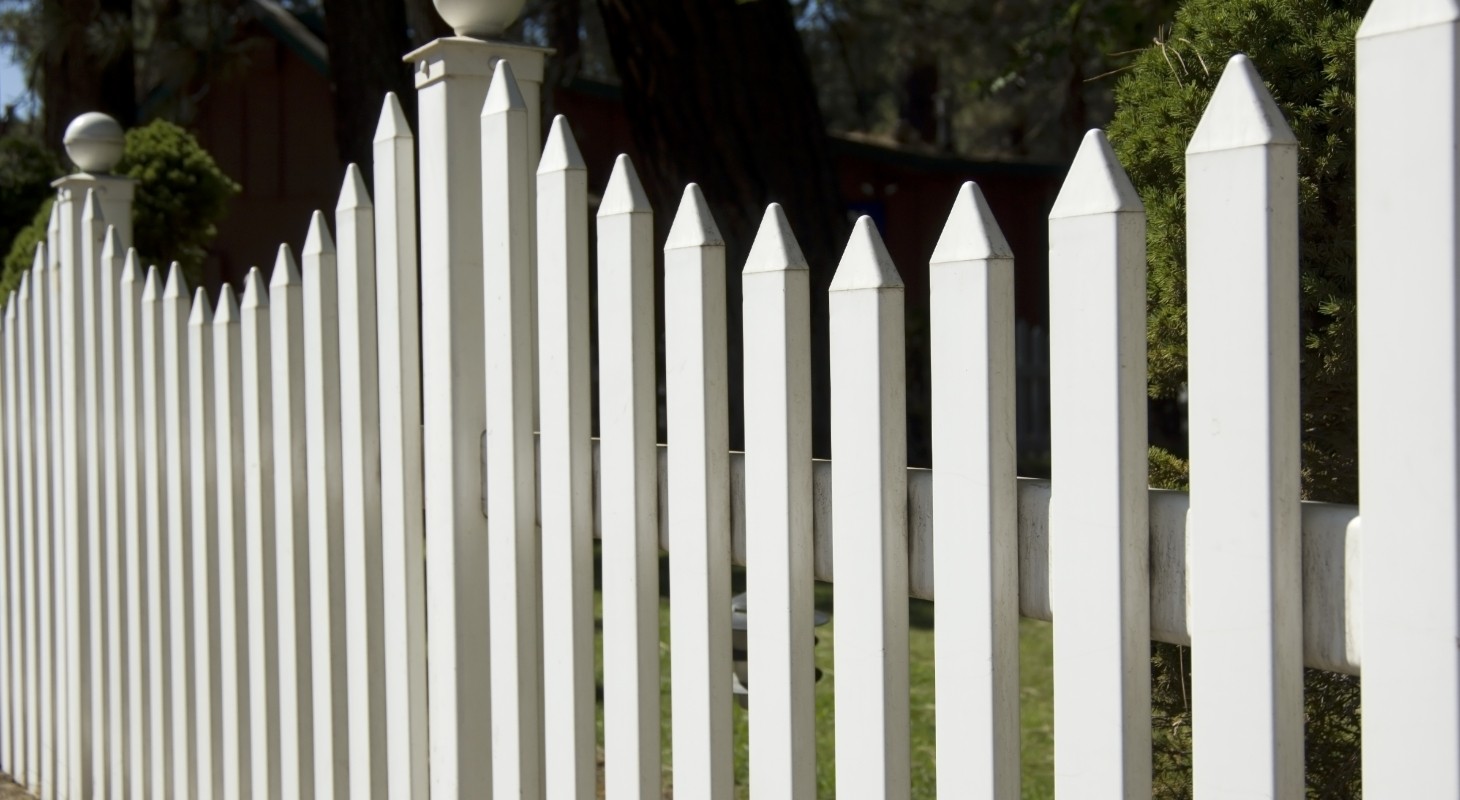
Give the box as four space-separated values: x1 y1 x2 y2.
0 2 1455 796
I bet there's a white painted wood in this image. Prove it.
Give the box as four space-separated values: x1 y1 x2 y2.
742 203 815 799
302 212 348 800
16 275 37 795
372 93 426 800
828 216 910 800
98 228 128 800
1357 3 1460 794
1047 130 1150 799
1185 55 1302 800
242 267 281 800
213 284 251 800
0 302 9 780
43 204 60 800
3 293 25 791
595 154 661 800
664 183 733 800
336 164 387 800
481 60 544 800
406 37 494 798
26 253 50 800
270 246 314 800
163 264 197 800
119 253 151 799
189 287 221 800
139 265 173 800
537 115 594 800
928 182 1019 799
79 190 110 799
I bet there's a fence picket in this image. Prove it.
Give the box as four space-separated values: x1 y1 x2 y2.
742 203 815 799
270 245 313 800
16 274 36 794
98 227 128 800
537 114 594 800
372 92 427 800
119 253 151 799
1186 55 1302 797
140 264 173 800
26 253 51 800
302 211 348 800
336 164 386 800
481 61 544 800
1357 3 1460 794
214 283 252 800
665 183 732 800
929 182 1018 799
1047 130 1149 798
190 287 221 800
829 216 910 800
163 264 198 800
242 268 281 800
43 204 60 799
0 297 8 780
3 291 23 788
80 191 109 797
596 153 661 800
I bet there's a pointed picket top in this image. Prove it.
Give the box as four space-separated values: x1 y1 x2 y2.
1048 130 1142 220
830 215 902 291
1187 54 1296 155
665 183 724 250
142 265 163 302
338 163 373 212
189 287 213 327
18 268 29 301
102 225 122 261
241 266 268 310
271 244 302 288
31 241 47 273
538 115 586 175
931 182 1013 265
743 203 808 274
1358 0 1460 39
46 199 59 239
82 186 105 225
303 211 335 257
483 59 526 116
163 261 189 301
373 92 413 143
6 291 15 321
121 248 141 285
598 154 651 217
214 283 240 325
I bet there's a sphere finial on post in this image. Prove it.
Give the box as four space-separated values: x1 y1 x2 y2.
63 112 125 173
432 0 525 38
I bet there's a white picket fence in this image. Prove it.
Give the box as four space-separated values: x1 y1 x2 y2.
0 2 1457 798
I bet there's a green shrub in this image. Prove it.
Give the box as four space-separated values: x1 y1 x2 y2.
1106 0 1364 795
2 118 239 296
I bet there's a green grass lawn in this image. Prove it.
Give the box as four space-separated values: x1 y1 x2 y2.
591 558 1056 798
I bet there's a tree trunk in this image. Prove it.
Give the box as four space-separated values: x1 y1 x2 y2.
321 0 416 185
597 0 846 456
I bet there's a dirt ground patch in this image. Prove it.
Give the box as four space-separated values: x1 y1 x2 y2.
0 774 33 799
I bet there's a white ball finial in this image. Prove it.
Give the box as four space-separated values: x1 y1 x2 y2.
63 112 125 173
433 0 525 38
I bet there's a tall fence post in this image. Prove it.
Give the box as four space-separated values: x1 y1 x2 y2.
595 153 661 800
743 203 815 800
270 246 314 800
189 285 221 800
97 227 127 800
80 191 110 800
537 115 594 800
301 212 345 800
337 161 387 800
665 183 733 800
829 216 910 800
1186 54 1302 797
1357 2 1460 794
372 92 427 800
1047 130 1149 798
929 182 1019 799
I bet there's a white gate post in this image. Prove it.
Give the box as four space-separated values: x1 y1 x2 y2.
829 216 910 800
404 12 543 792
1357 3 1460 794
1047 130 1149 799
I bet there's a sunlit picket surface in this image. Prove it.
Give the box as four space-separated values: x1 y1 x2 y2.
0 1 1456 796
